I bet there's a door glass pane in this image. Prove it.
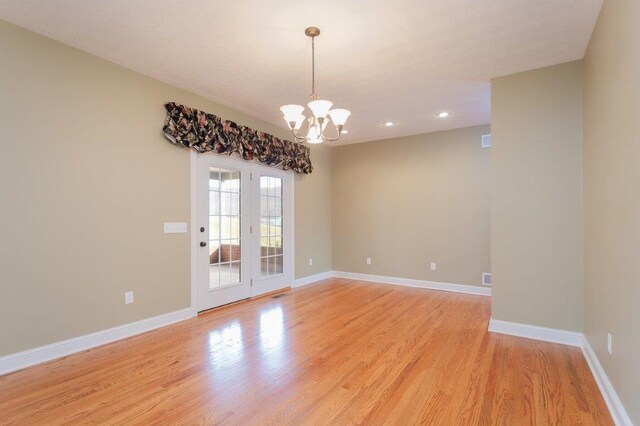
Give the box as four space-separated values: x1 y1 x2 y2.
230 217 240 238
260 196 269 216
209 191 220 216
273 236 283 255
209 241 221 264
228 171 240 191
274 255 283 274
260 175 283 277
219 264 231 287
221 216 231 239
209 167 241 289
230 261 241 284
221 192 232 215
230 239 241 261
209 216 220 240
209 170 221 190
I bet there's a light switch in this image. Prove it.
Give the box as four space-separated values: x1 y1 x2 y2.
164 223 188 234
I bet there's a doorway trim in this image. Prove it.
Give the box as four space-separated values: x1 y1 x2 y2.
189 150 295 315
190 150 198 316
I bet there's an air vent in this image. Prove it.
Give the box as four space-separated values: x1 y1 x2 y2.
482 272 492 287
481 134 492 148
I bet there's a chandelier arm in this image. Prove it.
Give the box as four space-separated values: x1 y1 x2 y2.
321 123 342 142
322 134 341 142
291 127 309 143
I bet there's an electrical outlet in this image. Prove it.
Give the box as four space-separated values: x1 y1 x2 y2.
430 262 437 271
482 272 492 287
125 291 134 304
308 258 313 267
366 257 372 265
607 333 613 355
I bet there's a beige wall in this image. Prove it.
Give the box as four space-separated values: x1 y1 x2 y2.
583 0 640 421
0 21 332 356
295 144 332 278
332 125 491 286
491 61 583 331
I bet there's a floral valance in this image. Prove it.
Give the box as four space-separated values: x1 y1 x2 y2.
162 102 312 174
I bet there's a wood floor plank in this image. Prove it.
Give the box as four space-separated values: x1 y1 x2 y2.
0 278 612 425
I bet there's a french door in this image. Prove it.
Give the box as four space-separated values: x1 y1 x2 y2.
196 154 293 311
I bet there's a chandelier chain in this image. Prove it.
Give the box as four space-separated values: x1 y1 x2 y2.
310 35 317 100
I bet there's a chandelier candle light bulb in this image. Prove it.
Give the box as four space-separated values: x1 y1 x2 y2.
280 27 351 144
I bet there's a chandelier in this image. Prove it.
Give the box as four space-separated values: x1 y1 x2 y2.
280 27 351 144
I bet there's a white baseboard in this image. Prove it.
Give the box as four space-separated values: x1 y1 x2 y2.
581 336 633 426
332 271 491 296
0 308 195 376
488 318 583 347
293 271 334 288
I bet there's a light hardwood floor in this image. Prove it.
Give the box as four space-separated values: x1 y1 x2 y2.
0 278 611 425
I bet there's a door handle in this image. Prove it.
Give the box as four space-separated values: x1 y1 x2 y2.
200 242 207 247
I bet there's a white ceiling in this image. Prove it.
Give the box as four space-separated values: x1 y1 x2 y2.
0 0 602 145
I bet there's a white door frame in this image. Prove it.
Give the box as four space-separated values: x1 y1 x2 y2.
189 151 295 315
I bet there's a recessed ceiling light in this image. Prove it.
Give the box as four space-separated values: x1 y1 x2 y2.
384 121 396 127
341 129 349 134
438 112 449 118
